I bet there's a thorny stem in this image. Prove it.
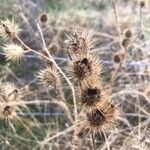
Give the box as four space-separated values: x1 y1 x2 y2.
36 22 78 147
91 131 96 150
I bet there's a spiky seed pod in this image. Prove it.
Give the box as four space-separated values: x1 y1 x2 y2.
0 19 20 39
69 54 101 81
37 67 60 89
3 44 24 61
113 52 125 64
66 30 94 57
121 38 130 48
38 13 49 24
79 76 109 110
0 82 24 120
124 29 132 39
85 103 119 132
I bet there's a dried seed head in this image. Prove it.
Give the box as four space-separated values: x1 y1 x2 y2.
37 67 60 89
66 30 94 56
113 53 125 64
85 103 119 132
69 54 101 81
124 29 132 38
121 38 130 48
0 82 24 120
79 76 108 109
38 13 49 24
0 19 20 39
139 0 145 8
3 44 24 61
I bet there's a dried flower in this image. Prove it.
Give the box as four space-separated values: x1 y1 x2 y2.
79 76 109 109
85 103 119 132
66 30 94 56
0 19 21 39
3 44 24 61
69 54 101 81
37 67 60 89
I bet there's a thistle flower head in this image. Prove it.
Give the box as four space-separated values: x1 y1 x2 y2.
0 19 21 39
69 54 101 81
3 44 24 61
66 30 94 56
79 76 109 109
37 67 60 89
85 103 119 132
0 82 24 120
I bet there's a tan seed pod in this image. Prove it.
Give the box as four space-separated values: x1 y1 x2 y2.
0 19 21 39
37 67 60 89
66 30 94 57
69 54 101 81
79 76 109 110
3 44 25 61
85 103 119 133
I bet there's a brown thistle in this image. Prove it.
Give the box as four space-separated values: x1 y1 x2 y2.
79 76 109 109
0 19 21 40
85 102 119 132
37 67 60 89
69 54 101 81
66 30 94 57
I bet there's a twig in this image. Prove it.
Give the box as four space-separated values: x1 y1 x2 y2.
91 131 96 150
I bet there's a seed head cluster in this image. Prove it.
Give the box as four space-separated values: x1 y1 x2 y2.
67 31 119 133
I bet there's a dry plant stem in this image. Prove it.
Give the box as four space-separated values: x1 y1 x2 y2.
140 7 142 32
36 23 78 147
111 0 122 44
103 132 110 150
91 131 96 150
36 23 77 124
